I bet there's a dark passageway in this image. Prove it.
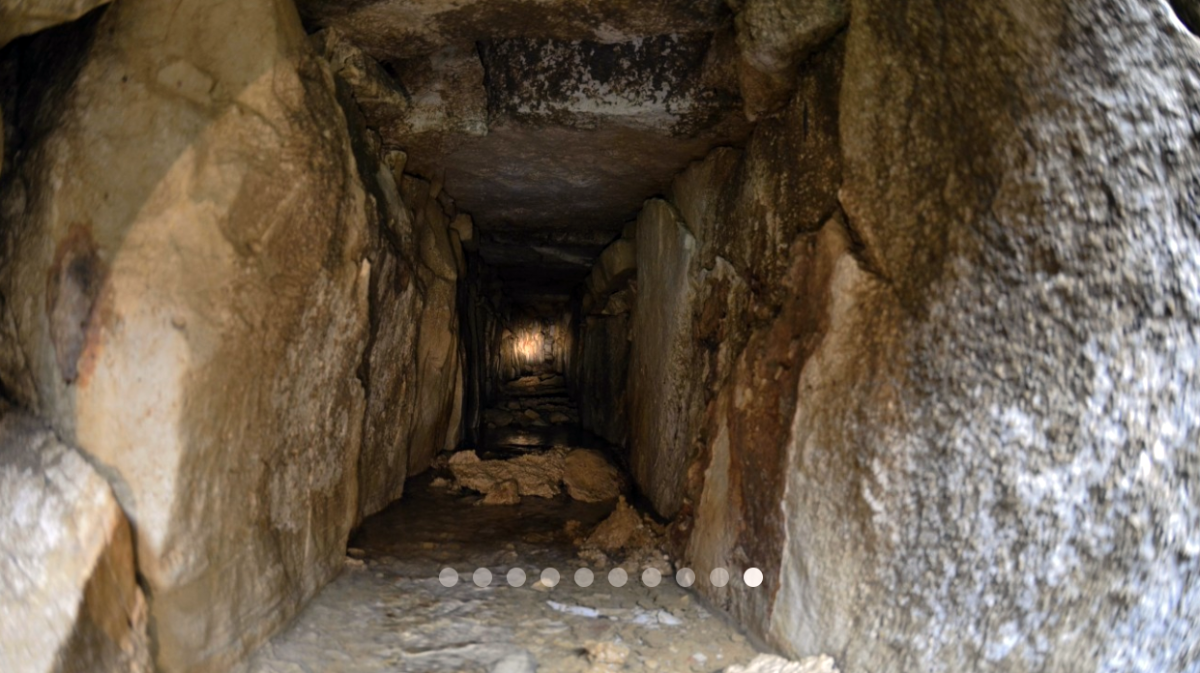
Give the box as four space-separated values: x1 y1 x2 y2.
1 1 1199 673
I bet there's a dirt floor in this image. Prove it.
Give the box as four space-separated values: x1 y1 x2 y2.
240 386 773 673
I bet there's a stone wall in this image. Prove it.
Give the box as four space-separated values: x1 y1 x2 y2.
570 226 637 447
612 1 1200 669
0 406 151 673
0 2 465 670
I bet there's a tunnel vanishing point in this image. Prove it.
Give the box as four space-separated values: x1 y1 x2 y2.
0 0 1199 672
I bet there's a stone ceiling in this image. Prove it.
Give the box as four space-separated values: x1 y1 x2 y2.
301 0 754 305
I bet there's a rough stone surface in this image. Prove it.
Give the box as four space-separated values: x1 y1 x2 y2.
242 476 763 673
562 448 622 503
296 0 730 61
0 1 373 670
770 3 1200 670
627 199 702 517
730 0 847 117
0 408 150 673
581 497 645 552
314 15 751 303
0 0 111 48
636 2 1199 671
580 3 1200 669
338 105 463 519
449 450 566 499
480 478 521 506
571 313 631 447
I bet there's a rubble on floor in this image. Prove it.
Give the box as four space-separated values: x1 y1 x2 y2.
449 449 566 499
563 448 624 502
573 497 674 576
243 474 769 673
446 447 623 506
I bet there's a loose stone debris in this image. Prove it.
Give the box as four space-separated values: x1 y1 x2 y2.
242 473 774 673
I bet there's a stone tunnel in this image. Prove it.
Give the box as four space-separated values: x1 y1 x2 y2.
0 0 1198 672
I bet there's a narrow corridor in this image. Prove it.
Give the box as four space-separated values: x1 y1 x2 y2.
244 381 768 673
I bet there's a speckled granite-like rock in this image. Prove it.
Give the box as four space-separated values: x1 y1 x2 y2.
0 408 150 673
0 1 372 670
610 3 1200 668
775 2 1200 669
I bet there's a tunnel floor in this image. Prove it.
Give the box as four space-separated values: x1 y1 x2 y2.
241 383 767 673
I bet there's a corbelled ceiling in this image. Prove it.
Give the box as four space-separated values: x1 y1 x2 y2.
298 0 754 304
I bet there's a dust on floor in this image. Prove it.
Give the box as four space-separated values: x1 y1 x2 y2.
240 472 769 673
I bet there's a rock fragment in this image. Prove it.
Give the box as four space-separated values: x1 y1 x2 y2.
0 410 151 673
563 449 622 502
449 450 565 498
481 479 522 506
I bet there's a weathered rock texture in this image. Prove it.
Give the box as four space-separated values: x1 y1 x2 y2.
449 450 565 499
335 102 464 520
0 0 439 669
627 199 703 517
0 407 151 673
730 0 847 118
0 0 111 48
296 0 730 61
586 1 1200 669
562 448 622 503
298 2 751 305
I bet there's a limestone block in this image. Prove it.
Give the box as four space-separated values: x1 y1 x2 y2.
627 199 700 517
563 448 622 503
0 409 150 673
731 0 847 117
0 1 372 670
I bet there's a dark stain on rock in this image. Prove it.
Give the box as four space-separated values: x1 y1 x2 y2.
479 36 719 126
47 224 106 384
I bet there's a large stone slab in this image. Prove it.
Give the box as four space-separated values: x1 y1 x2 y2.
765 1 1200 670
296 0 730 61
0 0 373 670
627 199 702 517
0 408 150 673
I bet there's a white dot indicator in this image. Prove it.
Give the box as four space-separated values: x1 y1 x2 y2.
642 568 662 587
439 567 458 587
710 567 730 587
540 567 560 588
574 567 594 587
744 567 763 588
473 568 492 587
676 568 696 587
507 568 527 587
608 568 628 587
